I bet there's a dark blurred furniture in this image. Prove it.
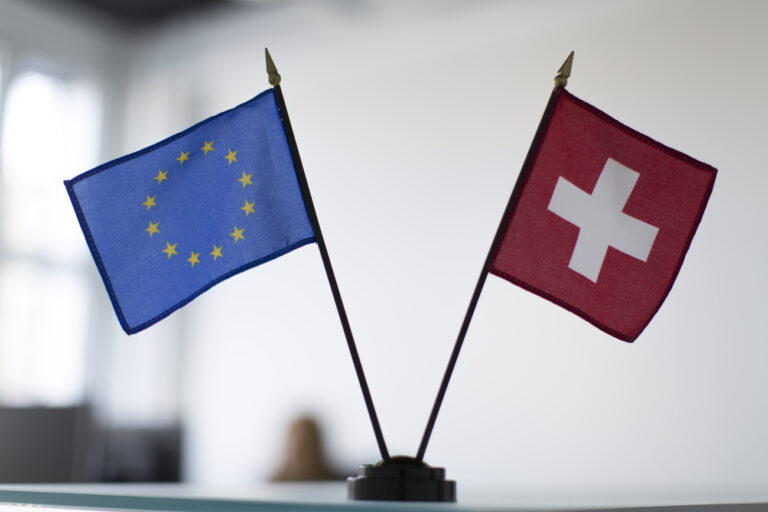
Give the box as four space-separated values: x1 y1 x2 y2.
101 426 181 482
0 406 180 483
0 406 88 482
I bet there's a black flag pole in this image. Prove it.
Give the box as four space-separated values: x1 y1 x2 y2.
415 51 575 462
265 49 390 461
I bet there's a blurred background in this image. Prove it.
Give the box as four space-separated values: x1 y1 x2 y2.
0 0 765 505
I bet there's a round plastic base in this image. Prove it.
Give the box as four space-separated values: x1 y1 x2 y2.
347 456 456 502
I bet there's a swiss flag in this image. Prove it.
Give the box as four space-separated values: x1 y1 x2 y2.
489 89 716 342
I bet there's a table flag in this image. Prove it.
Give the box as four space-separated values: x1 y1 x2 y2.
489 89 717 341
65 89 315 334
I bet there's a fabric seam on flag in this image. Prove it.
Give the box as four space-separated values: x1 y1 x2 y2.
125 236 316 334
562 89 718 174
66 177 314 334
64 178 130 328
489 267 635 341
268 91 317 238
489 89 564 266
66 174 315 335
490 89 717 343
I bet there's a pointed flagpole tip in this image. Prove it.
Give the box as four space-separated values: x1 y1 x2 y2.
554 50 574 90
265 48 281 86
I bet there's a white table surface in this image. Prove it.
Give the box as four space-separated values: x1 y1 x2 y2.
0 483 766 512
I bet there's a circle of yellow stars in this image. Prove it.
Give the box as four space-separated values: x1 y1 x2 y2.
142 140 256 268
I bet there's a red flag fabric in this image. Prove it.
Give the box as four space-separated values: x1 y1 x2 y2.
489 89 716 342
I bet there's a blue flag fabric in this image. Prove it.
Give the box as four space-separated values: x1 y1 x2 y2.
66 89 316 334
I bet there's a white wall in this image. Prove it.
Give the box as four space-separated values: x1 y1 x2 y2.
97 0 766 504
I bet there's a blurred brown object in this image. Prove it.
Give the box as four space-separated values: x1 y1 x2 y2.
270 415 342 481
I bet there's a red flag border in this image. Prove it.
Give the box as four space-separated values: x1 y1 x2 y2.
488 88 717 342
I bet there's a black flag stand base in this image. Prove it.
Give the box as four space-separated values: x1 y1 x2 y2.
347 456 456 502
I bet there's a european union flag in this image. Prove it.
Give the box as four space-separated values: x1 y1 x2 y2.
65 89 316 334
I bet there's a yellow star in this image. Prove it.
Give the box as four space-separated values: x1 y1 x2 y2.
201 141 214 155
176 151 190 164
145 221 160 237
154 169 168 184
162 242 178 259
187 251 200 268
210 245 223 260
229 226 244 243
238 171 253 188
225 149 238 165
142 195 157 210
241 200 255 216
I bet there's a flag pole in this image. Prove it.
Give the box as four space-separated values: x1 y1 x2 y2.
265 49 390 461
415 52 574 461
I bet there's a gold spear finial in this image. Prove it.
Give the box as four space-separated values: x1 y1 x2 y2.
553 50 574 90
265 48 281 86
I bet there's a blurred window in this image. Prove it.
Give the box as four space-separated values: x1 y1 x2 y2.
0 56 102 406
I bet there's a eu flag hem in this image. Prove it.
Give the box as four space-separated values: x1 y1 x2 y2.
67 168 315 334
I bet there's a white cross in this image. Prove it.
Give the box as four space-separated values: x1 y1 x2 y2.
547 158 659 283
